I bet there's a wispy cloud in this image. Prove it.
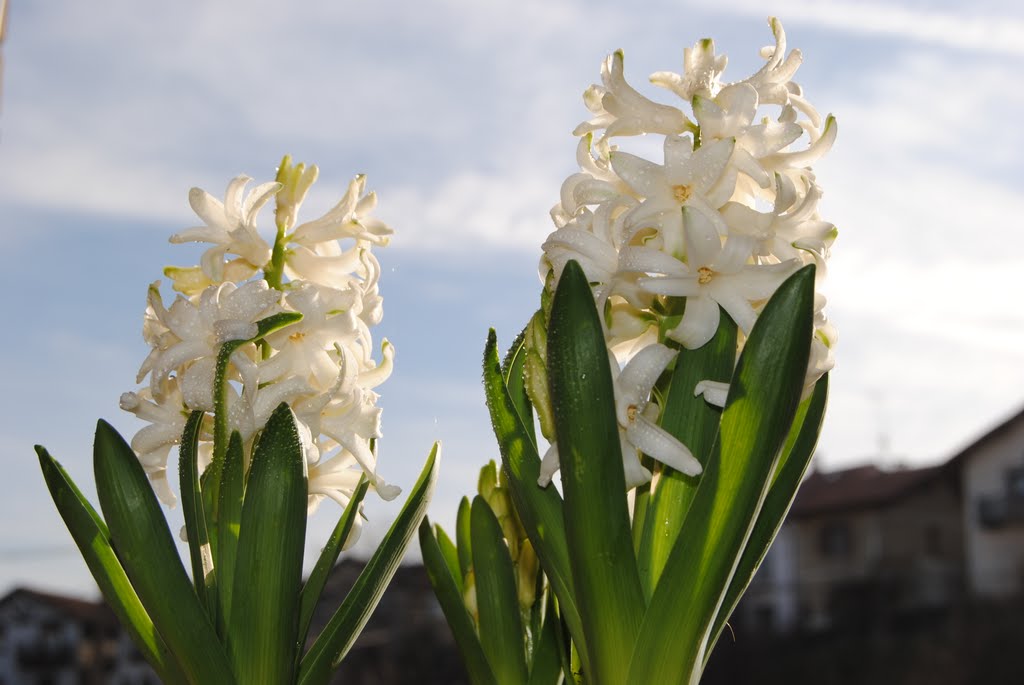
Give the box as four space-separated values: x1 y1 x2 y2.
721 0 1024 57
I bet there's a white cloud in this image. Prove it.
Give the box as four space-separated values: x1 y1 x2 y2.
719 0 1024 57
8 0 1024 596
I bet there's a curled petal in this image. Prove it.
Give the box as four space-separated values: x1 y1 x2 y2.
626 415 701 476
694 380 729 408
358 339 395 390
667 295 721 349
621 434 654 489
538 443 560 487
615 343 676 425
762 115 837 168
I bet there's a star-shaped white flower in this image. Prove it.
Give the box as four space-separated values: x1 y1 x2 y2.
612 136 736 258
650 37 728 100
171 175 279 282
631 207 798 349
119 379 193 506
538 343 700 489
574 50 693 142
138 280 279 407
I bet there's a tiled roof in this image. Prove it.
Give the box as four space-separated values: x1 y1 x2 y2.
790 463 947 518
0 588 116 625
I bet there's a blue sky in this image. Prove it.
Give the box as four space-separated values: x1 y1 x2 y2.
2 0 1024 596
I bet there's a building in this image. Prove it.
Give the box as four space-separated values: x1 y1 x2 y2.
948 406 1024 597
307 558 465 684
0 588 157 685
740 461 964 634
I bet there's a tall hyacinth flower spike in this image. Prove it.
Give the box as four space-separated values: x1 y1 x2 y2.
421 18 835 685
37 157 438 685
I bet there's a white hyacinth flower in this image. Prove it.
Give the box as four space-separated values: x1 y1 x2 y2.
123 157 399 511
538 344 699 489
537 17 836 489
170 175 279 283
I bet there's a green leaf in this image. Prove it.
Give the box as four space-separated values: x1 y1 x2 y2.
627 264 816 684
547 260 644 685
207 340 244 513
297 476 370 649
631 473 651 555
253 311 305 338
179 411 217 619
456 495 473 580
298 443 439 685
528 592 564 685
435 524 463 591
482 329 590 676
471 496 529 683
419 518 496 685
227 403 308 685
216 430 245 634
37 447 188 685
636 313 736 598
207 311 305 517
706 374 828 656
92 420 235 684
502 324 536 445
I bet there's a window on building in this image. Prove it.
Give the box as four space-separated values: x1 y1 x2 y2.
1008 466 1024 499
819 521 852 559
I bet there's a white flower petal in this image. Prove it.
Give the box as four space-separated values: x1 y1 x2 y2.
667 295 721 349
538 443 560 487
626 415 701 476
694 380 730 408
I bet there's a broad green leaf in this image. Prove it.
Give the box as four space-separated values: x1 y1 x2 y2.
419 518 496 685
528 592 564 685
706 374 828 656
547 260 644 685
435 524 463 590
628 265 815 684
636 313 736 598
456 496 473 580
37 447 188 685
227 403 308 685
216 430 245 633
297 476 370 649
298 443 439 685
501 324 536 445
471 496 529 683
179 411 217 619
92 420 235 684
482 329 589 675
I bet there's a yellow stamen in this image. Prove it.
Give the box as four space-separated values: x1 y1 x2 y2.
698 266 714 285
672 184 693 203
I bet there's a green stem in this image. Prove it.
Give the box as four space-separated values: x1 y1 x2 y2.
264 221 288 291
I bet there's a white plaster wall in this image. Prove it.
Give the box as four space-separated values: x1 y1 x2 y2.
963 419 1024 596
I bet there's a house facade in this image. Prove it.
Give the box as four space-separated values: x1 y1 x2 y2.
738 403 1024 638
738 462 964 634
0 589 157 685
950 406 1024 597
